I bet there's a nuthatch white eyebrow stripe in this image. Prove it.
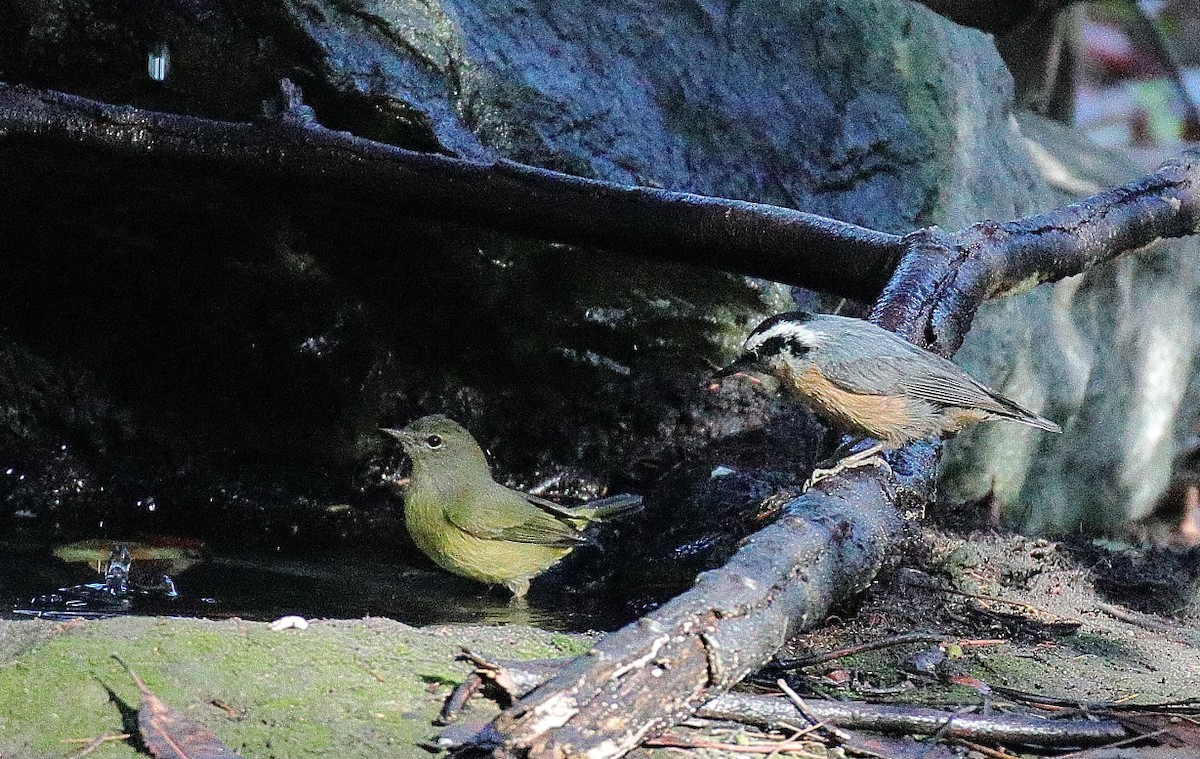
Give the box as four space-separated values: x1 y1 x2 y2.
743 317 826 354
715 310 1061 487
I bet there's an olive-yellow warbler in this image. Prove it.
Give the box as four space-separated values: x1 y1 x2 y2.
383 415 641 598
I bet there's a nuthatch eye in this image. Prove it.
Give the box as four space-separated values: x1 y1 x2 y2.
715 311 1061 484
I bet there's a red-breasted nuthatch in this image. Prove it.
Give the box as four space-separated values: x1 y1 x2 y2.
715 311 1061 484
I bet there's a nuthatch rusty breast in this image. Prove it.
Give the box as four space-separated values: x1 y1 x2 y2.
715 311 1061 482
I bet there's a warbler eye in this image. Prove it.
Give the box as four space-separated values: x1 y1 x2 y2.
424 434 443 449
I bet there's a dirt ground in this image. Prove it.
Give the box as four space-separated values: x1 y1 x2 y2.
777 519 1200 708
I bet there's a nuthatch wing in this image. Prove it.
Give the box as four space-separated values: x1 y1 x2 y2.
715 311 1061 484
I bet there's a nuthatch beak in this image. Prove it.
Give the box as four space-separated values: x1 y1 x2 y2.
712 352 757 379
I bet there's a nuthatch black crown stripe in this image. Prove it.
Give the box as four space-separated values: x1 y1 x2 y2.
716 311 1060 483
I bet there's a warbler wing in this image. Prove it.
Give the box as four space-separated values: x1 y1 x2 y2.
521 491 582 517
522 491 642 518
443 487 590 547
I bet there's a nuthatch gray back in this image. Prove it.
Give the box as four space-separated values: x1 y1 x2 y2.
715 311 1061 484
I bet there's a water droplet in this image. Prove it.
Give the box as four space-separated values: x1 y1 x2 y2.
148 42 170 81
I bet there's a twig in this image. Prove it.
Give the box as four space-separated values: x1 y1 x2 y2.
1095 602 1179 634
991 684 1200 714
776 631 949 669
923 705 979 749
1126 0 1200 135
959 639 1009 647
1053 725 1178 759
62 733 131 758
952 738 1022 759
918 582 1083 626
765 724 824 759
776 679 892 759
642 732 823 757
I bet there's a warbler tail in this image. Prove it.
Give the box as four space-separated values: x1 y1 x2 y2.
576 493 643 521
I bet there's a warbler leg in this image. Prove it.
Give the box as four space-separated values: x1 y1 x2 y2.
805 441 889 490
504 577 531 601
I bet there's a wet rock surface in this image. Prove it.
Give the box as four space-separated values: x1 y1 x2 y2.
1 0 1188 588
0 0 1034 558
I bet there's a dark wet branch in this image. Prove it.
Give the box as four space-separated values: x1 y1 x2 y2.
453 445 934 759
2 80 1199 332
0 81 901 302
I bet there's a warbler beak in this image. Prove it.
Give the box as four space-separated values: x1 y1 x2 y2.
712 353 756 379
379 427 409 444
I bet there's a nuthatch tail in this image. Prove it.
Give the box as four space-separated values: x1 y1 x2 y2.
715 311 1061 484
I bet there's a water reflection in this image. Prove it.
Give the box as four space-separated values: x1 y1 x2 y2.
1 538 631 632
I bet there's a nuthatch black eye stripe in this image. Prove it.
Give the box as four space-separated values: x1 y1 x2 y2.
756 335 810 359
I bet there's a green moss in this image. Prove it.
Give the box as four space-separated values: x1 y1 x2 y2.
550 632 592 656
0 617 589 758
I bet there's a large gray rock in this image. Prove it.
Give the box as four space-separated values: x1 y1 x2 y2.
5 0 1183 544
944 113 1200 533
289 0 1046 231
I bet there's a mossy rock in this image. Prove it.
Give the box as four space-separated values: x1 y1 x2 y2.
0 616 592 758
